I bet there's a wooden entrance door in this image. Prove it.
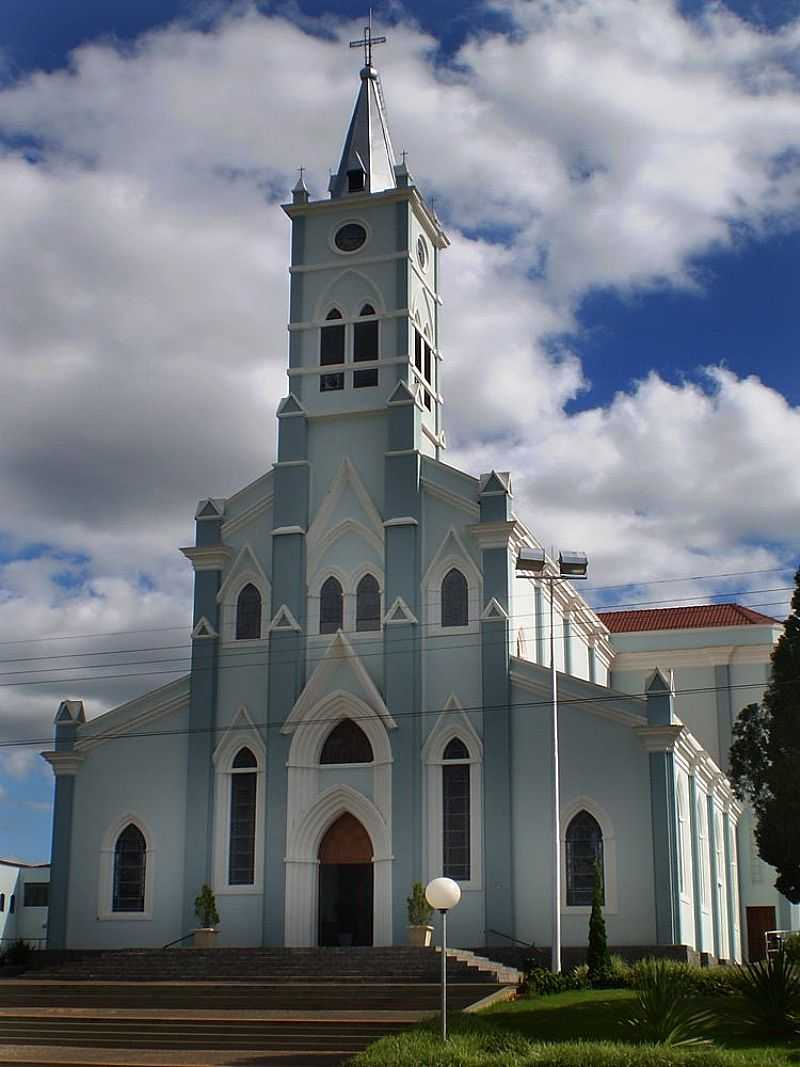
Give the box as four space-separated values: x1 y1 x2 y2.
746 906 776 961
318 814 374 947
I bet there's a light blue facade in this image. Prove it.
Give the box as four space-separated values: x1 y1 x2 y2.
42 61 771 963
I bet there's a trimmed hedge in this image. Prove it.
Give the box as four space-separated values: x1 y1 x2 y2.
523 958 737 999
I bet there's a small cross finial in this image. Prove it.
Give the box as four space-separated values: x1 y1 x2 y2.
349 9 387 68
401 149 407 165
298 166 305 180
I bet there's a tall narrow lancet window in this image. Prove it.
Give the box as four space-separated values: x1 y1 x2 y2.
441 568 468 627
354 304 378 388
356 574 381 631
320 309 345 391
442 738 470 881
566 811 603 906
112 824 147 913
320 719 374 764
229 747 257 886
235 583 262 640
320 576 344 634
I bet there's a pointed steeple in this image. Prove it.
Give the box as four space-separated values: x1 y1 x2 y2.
330 19 397 199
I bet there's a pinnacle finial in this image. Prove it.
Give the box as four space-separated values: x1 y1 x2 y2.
349 10 386 70
292 165 309 204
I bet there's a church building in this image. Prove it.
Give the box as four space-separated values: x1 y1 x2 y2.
42 46 798 962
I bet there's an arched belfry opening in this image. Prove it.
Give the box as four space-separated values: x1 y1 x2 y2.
317 813 374 946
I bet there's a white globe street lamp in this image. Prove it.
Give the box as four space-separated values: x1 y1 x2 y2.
426 877 462 1041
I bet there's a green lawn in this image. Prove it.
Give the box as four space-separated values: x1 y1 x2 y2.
348 988 800 1066
486 989 799 1061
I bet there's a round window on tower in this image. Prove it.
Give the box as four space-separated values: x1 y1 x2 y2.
416 235 428 271
334 222 367 253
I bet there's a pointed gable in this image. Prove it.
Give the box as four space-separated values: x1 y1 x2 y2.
306 459 383 577
283 630 396 734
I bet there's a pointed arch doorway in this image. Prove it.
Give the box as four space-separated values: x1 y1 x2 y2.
318 813 374 946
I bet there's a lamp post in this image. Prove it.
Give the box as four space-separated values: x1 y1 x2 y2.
515 548 589 974
425 876 462 1041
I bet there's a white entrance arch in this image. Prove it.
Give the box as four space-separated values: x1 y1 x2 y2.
284 784 393 945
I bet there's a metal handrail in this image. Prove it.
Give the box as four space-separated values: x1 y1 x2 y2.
765 929 792 957
485 928 537 949
162 932 195 950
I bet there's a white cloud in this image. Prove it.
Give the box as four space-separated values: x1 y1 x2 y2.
0 1 798 765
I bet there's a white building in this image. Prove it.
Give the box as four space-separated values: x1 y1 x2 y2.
0 859 50 949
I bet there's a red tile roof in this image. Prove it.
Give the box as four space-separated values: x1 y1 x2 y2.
598 603 780 633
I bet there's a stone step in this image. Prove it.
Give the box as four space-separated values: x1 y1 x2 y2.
438 946 523 985
0 980 500 1012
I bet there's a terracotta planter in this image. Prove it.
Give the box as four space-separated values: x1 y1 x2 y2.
191 927 218 949
407 924 434 947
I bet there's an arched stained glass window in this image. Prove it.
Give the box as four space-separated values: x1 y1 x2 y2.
442 737 470 881
229 747 257 886
356 574 381 631
320 719 374 765
443 738 469 760
359 304 376 316
236 583 262 640
441 568 468 627
565 811 603 907
113 824 147 913
320 576 343 634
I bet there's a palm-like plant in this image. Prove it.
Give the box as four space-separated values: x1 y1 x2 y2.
624 958 715 1046
728 949 800 1038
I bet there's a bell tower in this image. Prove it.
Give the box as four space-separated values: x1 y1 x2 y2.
280 27 449 459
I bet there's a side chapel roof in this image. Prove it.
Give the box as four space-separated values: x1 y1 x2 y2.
598 602 779 633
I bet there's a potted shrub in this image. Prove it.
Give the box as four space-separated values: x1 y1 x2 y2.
407 881 434 946
192 884 220 948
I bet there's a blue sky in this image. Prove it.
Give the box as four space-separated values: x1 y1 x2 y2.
0 0 799 861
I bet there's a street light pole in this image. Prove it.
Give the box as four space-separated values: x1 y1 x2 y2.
548 575 561 975
516 549 588 976
425 877 462 1042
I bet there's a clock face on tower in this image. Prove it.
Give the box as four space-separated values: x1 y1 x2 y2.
335 222 367 252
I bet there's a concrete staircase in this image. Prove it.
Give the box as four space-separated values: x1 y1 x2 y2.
1 948 518 1064
24 945 494 985
439 946 524 985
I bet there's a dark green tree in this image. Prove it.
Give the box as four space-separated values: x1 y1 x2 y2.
729 568 800 903
587 861 611 981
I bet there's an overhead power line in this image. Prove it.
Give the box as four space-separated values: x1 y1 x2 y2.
0 564 793 648
0 675 793 752
0 595 789 689
0 586 790 673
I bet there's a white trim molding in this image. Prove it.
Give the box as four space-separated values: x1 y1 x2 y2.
217 545 271 646
422 527 483 636
212 708 267 896
560 796 618 916
97 814 155 922
284 783 393 947
423 695 483 892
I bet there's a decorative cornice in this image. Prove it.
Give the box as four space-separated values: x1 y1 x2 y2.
180 545 233 572
467 520 518 550
222 494 273 539
635 724 684 752
271 525 306 537
41 751 85 776
610 644 774 671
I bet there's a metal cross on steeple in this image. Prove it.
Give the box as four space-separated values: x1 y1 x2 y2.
349 10 386 68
